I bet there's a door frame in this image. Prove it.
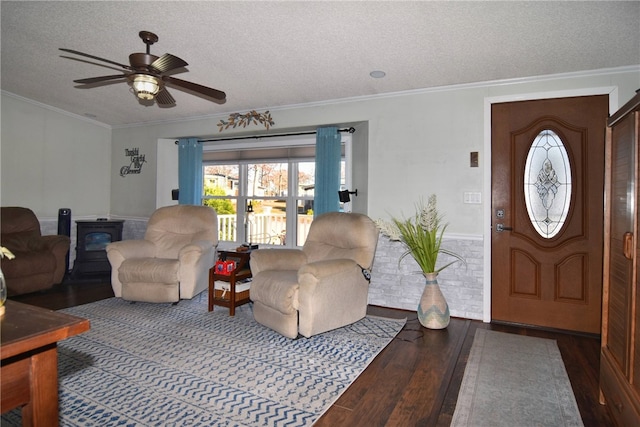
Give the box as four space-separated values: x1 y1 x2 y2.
482 86 619 323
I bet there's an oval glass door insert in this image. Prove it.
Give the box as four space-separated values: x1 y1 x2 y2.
524 129 572 239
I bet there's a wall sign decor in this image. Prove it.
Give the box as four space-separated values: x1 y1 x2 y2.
217 110 274 132
120 147 147 176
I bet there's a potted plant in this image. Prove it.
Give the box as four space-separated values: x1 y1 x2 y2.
376 194 465 329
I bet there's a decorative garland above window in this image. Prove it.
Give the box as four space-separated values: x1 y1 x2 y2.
217 110 274 132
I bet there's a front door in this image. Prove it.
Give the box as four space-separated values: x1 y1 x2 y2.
491 95 608 334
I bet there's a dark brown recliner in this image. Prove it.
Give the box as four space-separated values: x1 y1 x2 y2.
0 207 70 296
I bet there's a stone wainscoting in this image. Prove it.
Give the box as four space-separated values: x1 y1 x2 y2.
369 235 484 320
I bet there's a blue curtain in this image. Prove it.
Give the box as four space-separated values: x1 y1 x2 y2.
314 127 341 217
178 138 203 205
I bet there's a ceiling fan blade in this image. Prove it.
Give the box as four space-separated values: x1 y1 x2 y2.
150 53 188 74
156 88 176 106
59 48 132 71
73 74 127 84
60 55 126 73
164 76 226 102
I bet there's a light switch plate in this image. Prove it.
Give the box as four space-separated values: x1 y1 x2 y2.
463 191 482 204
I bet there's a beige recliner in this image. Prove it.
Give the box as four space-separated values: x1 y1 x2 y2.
249 212 379 338
106 205 218 303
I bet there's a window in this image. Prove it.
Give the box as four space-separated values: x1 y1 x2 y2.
524 129 572 239
202 135 350 247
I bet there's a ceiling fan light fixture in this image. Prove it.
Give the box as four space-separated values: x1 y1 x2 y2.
131 74 161 100
61 31 226 107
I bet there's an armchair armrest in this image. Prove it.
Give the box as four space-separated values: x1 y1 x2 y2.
40 234 71 252
250 249 307 275
105 239 156 298
106 240 156 259
177 240 217 299
179 240 215 266
298 258 359 281
41 235 71 284
298 258 366 296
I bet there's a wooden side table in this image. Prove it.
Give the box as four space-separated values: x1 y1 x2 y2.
208 250 252 316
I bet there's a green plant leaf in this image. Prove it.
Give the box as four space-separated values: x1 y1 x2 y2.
377 195 465 274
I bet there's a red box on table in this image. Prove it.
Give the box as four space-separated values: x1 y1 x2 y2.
214 260 236 275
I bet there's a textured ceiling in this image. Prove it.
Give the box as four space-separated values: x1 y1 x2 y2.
2 1 639 127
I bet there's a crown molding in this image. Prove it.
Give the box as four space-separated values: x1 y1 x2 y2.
1 90 112 130
5 65 639 131
112 65 640 129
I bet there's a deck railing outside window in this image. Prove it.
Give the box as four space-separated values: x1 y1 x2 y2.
217 213 313 246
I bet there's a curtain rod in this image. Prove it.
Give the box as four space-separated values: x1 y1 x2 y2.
189 127 355 144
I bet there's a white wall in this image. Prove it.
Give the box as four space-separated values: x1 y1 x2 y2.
1 92 112 219
156 138 179 209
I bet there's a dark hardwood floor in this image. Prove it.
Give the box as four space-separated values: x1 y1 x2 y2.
10 280 614 426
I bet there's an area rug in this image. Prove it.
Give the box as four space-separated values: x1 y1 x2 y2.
451 329 584 427
1 292 405 426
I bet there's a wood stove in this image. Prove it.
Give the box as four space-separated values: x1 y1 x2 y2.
71 219 124 278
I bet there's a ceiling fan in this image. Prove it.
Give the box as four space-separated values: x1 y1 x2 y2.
60 31 226 106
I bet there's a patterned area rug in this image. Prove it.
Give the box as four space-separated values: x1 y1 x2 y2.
2 293 405 426
451 329 584 427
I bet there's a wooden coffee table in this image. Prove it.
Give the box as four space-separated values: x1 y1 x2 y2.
1 300 90 426
209 250 252 316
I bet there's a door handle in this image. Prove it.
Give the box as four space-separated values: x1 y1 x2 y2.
623 232 634 260
496 224 513 232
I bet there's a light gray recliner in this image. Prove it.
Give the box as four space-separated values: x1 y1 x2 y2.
106 205 218 303
249 212 379 338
